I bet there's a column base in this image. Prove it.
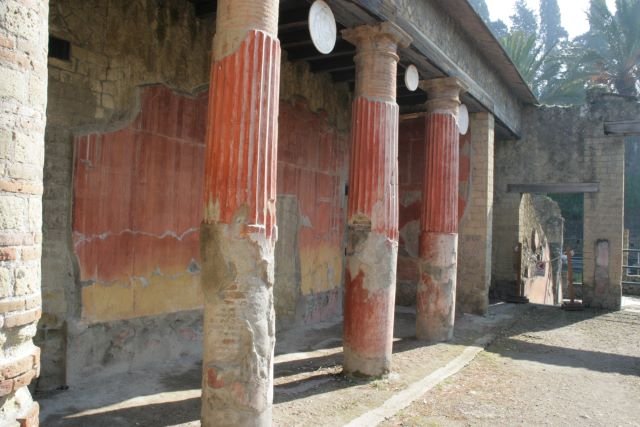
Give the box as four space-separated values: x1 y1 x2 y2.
343 231 398 378
416 232 458 342
343 347 391 378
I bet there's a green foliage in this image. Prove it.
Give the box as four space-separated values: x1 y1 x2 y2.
540 0 568 52
578 0 640 96
510 0 538 35
473 0 640 104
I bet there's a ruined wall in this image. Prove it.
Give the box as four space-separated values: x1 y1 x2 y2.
42 0 351 387
493 91 640 309
0 0 48 424
396 116 472 306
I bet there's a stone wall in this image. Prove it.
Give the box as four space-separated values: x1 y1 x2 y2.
493 91 640 310
0 0 48 424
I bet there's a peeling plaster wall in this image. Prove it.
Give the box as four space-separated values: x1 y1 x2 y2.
493 91 640 310
396 117 470 306
72 85 207 323
42 0 213 390
42 0 352 387
276 97 349 329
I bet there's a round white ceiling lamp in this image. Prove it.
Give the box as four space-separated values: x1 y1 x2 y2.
404 64 419 92
457 104 469 135
309 0 337 55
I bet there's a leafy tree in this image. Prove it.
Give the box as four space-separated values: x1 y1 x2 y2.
579 0 640 96
510 0 538 36
540 0 568 52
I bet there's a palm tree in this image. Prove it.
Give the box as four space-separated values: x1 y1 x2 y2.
580 0 640 96
501 31 588 104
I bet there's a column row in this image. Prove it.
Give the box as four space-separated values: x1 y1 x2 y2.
199 2 466 425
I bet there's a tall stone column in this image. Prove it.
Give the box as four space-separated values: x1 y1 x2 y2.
200 1 280 425
417 78 465 342
342 23 410 377
0 1 48 426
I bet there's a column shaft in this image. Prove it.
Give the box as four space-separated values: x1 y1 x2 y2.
342 23 410 377
416 78 464 342
0 0 47 425
200 1 280 425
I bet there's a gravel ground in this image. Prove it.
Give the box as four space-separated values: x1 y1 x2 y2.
381 299 640 427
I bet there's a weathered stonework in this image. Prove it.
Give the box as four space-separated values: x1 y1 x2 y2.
493 91 640 310
456 113 494 315
200 1 280 424
0 0 48 424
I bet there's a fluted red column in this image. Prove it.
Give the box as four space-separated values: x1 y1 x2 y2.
342 23 411 376
200 1 280 425
416 77 465 342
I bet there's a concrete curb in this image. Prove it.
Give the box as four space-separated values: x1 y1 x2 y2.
345 334 496 427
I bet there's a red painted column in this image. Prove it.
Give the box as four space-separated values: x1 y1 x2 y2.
342 23 411 376
416 77 466 342
200 1 280 425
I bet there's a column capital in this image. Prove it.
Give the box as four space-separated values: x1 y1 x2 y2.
342 22 411 52
342 22 411 102
213 0 279 60
420 77 467 115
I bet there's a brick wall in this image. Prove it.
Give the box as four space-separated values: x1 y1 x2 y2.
457 112 494 314
582 137 625 308
0 0 48 424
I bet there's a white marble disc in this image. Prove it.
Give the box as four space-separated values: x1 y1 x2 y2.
404 64 419 92
458 103 469 135
309 0 337 55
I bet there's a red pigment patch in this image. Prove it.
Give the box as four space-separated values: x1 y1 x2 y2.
343 269 394 358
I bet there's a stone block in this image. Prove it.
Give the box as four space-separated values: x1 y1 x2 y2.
14 265 38 296
0 267 13 298
0 196 27 230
